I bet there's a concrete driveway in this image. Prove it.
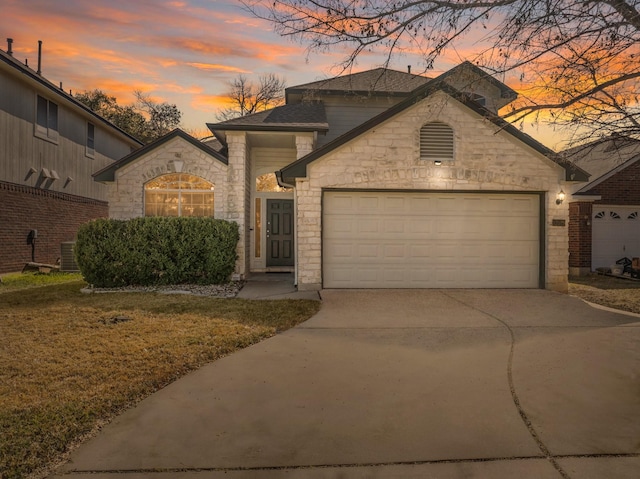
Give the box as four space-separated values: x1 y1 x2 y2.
52 290 640 478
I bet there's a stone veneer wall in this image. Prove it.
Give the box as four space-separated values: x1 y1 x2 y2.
105 137 231 257
107 137 228 220
295 92 569 292
225 132 251 279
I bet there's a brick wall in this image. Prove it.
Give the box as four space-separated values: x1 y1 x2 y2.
0 181 108 274
590 160 640 205
568 159 640 274
568 201 592 272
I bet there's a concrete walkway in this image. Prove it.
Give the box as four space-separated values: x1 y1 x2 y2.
235 272 320 300
52 290 640 478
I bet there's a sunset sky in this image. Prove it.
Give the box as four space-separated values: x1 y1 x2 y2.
1 0 563 147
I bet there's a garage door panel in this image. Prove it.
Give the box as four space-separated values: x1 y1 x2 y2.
357 219 380 233
325 217 354 233
323 191 540 288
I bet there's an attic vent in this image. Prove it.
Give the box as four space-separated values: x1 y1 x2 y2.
420 122 454 162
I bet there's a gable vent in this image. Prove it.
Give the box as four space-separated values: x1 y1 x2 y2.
420 122 454 161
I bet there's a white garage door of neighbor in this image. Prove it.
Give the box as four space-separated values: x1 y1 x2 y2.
592 205 640 270
323 191 540 288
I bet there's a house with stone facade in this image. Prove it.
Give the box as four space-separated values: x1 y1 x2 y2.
565 136 640 274
95 62 588 292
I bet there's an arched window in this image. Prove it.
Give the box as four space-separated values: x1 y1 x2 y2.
144 173 214 217
420 121 454 162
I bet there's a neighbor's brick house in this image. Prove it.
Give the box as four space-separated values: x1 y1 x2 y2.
0 42 141 273
565 137 640 274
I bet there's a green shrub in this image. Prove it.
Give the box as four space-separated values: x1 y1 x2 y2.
75 217 239 287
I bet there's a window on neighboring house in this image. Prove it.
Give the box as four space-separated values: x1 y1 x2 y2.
470 93 486 107
35 94 58 142
420 121 454 162
144 173 215 217
86 122 95 157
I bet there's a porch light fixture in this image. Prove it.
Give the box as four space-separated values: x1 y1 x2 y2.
556 189 565 205
434 160 442 166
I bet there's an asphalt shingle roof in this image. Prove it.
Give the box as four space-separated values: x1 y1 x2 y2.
207 102 328 131
286 68 431 96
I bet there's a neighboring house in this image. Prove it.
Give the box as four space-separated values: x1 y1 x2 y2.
97 61 587 292
564 136 640 274
0 41 142 274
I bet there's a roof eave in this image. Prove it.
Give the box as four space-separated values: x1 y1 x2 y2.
280 80 586 182
0 51 143 147
285 87 414 98
93 129 228 182
205 122 329 133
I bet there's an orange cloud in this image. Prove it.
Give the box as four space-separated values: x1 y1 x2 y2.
186 63 250 74
191 94 234 112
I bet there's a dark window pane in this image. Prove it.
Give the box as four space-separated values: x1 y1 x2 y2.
37 95 47 128
48 101 58 131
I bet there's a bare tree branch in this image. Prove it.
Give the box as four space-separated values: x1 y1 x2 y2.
244 0 640 143
217 74 286 121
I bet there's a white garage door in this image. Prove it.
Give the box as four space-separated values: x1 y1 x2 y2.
323 191 540 288
592 206 640 270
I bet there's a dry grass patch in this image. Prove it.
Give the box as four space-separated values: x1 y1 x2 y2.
0 281 320 479
569 273 640 315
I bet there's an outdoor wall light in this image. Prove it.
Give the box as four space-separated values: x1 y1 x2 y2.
556 189 566 205
172 159 184 173
434 160 442 166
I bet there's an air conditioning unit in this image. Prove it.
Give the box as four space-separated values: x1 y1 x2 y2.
60 241 79 272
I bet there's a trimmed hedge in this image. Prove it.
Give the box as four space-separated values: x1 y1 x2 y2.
75 217 239 287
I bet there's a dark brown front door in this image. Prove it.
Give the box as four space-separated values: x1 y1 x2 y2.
267 199 294 267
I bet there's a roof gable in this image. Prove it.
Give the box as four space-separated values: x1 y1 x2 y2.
561 135 640 182
93 129 227 182
279 74 587 183
574 153 640 195
437 61 517 102
285 67 431 101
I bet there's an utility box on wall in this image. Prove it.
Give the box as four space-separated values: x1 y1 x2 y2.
60 242 79 272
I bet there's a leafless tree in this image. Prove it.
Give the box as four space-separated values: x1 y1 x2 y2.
217 74 286 121
244 0 640 144
134 91 182 140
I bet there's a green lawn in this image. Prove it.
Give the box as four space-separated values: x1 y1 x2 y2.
0 275 320 479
